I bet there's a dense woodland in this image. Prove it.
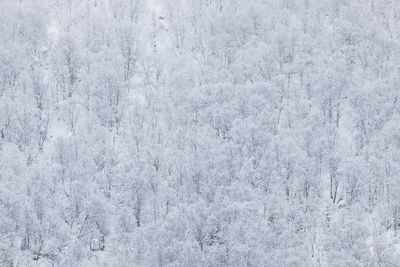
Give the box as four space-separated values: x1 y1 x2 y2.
1 0 400 266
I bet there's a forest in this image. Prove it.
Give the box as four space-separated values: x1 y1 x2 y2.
0 0 400 266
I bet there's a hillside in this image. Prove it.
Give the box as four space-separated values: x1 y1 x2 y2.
1 0 400 266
